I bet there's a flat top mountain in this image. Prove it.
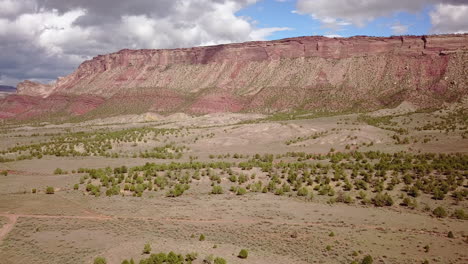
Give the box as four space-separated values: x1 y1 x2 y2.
2 34 468 121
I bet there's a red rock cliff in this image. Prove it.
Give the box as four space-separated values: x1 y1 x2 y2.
11 34 468 116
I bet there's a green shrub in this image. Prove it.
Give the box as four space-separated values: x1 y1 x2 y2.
452 209 467 220
237 187 247 195
142 243 151 254
1 170 8 176
229 175 237 182
54 168 65 175
166 184 188 197
432 206 447 218
211 185 223 194
432 188 445 200
45 186 54 194
185 252 198 261
31 188 36 193
297 187 309 196
199 234 205 241
94 257 107 264
238 249 248 259
214 257 227 264
400 196 417 209
73 184 79 190
371 193 393 207
361 255 373 264
274 188 284 196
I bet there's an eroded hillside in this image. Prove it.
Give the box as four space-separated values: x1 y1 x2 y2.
2 34 467 121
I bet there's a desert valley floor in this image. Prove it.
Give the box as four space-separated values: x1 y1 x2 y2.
0 102 467 264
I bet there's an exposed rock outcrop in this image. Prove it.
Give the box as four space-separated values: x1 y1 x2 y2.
5 34 468 120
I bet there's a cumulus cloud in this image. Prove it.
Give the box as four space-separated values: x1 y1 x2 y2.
0 0 289 86
430 3 468 34
391 22 409 35
295 0 468 32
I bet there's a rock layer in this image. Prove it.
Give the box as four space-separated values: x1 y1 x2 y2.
6 34 468 120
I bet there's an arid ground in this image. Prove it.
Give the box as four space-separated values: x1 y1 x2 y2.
0 101 467 264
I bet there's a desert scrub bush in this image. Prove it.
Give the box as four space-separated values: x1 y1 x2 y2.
297 186 309 196
136 251 185 264
237 174 248 184
361 255 373 264
54 168 66 175
407 186 420 197
143 243 151 254
211 185 223 194
199 234 205 241
73 184 79 190
238 249 248 259
400 196 417 209
432 206 447 218
432 187 445 200
31 188 36 193
45 186 54 194
371 193 393 207
452 209 468 220
94 257 107 264
214 257 227 264
0 170 7 176
185 252 198 262
237 187 247 195
228 175 237 182
274 188 284 196
336 191 353 204
166 184 189 197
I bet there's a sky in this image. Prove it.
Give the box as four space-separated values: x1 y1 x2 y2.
0 0 467 87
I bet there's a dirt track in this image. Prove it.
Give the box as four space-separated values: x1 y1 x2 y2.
0 212 450 244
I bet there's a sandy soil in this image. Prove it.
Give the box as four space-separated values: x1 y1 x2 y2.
0 107 466 264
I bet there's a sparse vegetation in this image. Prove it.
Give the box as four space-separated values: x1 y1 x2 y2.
94 257 107 264
45 186 55 194
433 206 447 218
238 249 248 259
1 105 467 264
143 243 151 254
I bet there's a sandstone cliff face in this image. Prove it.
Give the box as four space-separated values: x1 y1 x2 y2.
8 34 468 119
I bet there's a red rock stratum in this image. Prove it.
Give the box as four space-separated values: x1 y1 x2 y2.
3 34 468 120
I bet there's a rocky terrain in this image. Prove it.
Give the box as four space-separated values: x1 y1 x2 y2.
1 34 467 122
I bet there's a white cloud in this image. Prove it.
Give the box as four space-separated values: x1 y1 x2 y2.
296 0 425 29
324 34 343 38
0 0 290 86
391 22 409 35
430 3 468 34
295 0 468 32
250 27 293 40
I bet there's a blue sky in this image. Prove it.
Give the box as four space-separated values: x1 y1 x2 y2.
237 0 435 40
